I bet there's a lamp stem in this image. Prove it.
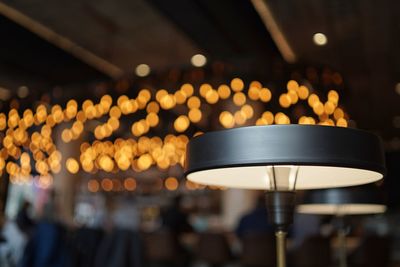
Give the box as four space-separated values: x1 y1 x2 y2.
276 230 287 267
336 215 347 267
265 191 295 267
338 226 347 267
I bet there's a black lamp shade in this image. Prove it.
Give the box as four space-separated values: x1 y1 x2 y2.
184 125 385 190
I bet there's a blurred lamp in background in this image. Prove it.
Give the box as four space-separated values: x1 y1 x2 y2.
297 185 386 267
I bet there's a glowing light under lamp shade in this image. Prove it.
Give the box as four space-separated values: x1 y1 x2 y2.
297 204 386 215
297 185 386 215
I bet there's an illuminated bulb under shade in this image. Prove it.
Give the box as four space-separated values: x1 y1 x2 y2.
395 83 400 96
135 64 151 77
187 165 381 190
313 33 328 46
191 54 207 67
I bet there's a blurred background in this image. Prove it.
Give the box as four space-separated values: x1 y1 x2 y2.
0 0 399 267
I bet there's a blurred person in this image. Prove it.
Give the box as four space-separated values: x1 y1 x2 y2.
15 201 35 235
235 194 274 239
161 195 193 235
19 189 69 267
111 196 140 231
94 196 143 267
155 195 194 267
68 199 105 267
0 201 34 267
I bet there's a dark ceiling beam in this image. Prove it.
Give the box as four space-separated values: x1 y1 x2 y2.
0 14 109 86
0 1 123 80
147 0 280 62
251 0 297 63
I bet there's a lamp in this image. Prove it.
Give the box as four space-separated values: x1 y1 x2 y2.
297 185 386 267
185 125 385 267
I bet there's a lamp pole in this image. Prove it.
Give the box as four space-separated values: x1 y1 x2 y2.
336 215 348 267
275 230 287 267
266 191 296 267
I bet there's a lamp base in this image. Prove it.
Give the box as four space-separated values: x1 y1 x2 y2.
266 191 296 267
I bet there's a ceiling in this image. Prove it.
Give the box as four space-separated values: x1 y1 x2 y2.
0 0 398 144
4 0 200 72
263 0 400 143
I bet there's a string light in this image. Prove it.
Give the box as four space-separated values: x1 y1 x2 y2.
165 177 179 191
219 111 234 128
188 109 202 123
101 178 113 191
217 85 231 99
231 78 244 92
248 86 260 101
174 115 190 132
259 88 272 102
124 177 136 191
233 92 246 106
66 158 79 174
0 78 347 181
88 179 100 192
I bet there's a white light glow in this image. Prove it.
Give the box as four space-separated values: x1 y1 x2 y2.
17 86 29 98
313 33 328 46
297 204 386 215
187 165 383 190
135 64 151 77
191 54 207 67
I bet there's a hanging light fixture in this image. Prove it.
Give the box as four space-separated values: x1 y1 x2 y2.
185 125 386 267
297 185 386 267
